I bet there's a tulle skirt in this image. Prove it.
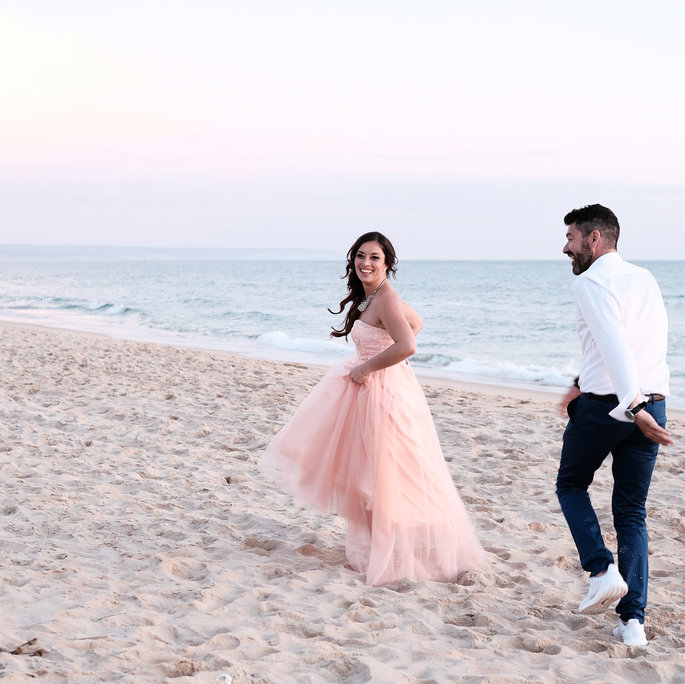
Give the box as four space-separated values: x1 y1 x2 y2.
261 354 487 585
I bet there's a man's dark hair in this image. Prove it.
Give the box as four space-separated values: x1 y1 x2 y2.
564 204 620 248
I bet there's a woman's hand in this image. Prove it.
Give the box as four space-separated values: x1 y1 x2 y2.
350 364 369 384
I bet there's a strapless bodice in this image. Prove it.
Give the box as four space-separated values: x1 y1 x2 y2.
351 319 394 360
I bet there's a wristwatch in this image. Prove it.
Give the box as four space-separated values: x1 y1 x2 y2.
625 400 648 422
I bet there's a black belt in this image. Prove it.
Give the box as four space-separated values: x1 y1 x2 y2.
584 392 665 403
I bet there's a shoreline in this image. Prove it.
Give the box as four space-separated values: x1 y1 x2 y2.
1 319 684 681
2 317 683 420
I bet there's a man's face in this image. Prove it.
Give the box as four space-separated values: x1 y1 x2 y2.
563 223 594 275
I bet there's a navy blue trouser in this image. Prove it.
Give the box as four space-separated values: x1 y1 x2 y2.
556 393 666 623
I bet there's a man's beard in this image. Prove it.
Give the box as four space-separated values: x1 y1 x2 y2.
570 239 593 275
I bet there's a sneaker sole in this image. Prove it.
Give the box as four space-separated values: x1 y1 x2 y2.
623 637 648 647
578 583 628 614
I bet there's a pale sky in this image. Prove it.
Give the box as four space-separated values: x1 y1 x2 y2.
1 0 684 259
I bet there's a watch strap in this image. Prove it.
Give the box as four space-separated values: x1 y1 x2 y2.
624 400 648 422
630 400 648 415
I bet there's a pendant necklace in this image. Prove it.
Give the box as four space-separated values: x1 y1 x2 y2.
358 278 387 312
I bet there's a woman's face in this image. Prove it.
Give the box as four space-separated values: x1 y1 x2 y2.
354 240 387 287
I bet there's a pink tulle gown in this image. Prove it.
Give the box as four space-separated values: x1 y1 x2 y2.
261 319 487 586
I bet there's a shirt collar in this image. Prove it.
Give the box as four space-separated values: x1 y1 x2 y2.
588 251 621 272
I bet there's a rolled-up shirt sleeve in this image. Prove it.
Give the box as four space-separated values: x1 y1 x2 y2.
574 277 639 421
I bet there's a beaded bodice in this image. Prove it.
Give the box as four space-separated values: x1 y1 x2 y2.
350 319 394 361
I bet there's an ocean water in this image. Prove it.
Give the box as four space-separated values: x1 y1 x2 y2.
1 247 683 408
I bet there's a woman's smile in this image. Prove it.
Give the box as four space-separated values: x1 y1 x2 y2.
355 241 386 291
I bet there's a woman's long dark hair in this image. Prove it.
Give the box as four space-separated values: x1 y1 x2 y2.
329 231 398 339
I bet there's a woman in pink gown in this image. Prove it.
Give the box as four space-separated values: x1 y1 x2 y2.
261 232 486 585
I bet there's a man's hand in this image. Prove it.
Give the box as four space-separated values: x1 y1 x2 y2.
558 385 581 417
635 410 674 446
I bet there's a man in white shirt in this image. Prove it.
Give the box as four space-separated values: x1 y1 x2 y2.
557 204 673 647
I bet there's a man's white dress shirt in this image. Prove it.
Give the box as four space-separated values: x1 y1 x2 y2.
574 252 669 422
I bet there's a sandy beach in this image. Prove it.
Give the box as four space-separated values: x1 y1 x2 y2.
1 321 684 684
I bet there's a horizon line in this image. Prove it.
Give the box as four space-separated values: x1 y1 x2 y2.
0 245 681 262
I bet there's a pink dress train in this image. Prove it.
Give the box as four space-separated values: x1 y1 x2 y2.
261 319 487 586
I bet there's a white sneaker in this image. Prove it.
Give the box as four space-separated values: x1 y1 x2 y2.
578 563 628 614
613 618 648 646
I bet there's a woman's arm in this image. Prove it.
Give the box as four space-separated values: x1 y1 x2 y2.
404 302 423 335
350 289 417 383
